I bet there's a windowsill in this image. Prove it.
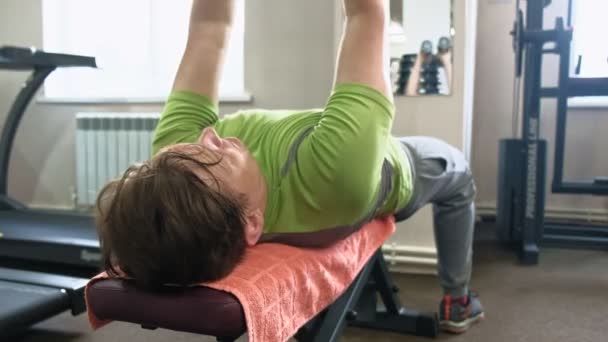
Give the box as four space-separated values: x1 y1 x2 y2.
568 96 608 109
36 92 254 105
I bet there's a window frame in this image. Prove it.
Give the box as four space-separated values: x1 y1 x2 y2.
568 0 608 108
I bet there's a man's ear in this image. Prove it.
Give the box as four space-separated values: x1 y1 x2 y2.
243 209 264 246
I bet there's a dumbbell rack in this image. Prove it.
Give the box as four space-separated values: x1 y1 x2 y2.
395 54 441 96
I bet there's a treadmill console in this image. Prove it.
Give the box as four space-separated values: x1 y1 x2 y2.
0 45 97 70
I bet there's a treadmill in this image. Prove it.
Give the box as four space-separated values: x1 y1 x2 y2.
0 46 101 338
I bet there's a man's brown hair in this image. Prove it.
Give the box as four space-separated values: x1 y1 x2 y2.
95 148 247 289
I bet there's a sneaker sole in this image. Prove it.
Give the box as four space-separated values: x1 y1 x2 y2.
440 312 485 334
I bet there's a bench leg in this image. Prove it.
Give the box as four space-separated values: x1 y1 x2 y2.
347 251 439 338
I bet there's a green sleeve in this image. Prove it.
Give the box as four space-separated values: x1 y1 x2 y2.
152 91 219 155
290 83 395 225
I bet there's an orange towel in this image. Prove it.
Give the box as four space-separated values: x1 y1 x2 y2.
86 217 396 342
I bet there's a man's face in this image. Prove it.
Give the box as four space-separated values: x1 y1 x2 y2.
158 127 261 202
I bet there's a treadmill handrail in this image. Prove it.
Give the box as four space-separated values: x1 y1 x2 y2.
0 46 97 202
0 46 97 70
0 267 88 292
0 68 54 199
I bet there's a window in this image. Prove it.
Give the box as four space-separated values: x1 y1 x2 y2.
569 0 608 107
41 0 246 102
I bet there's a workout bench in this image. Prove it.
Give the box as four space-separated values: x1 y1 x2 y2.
88 249 438 341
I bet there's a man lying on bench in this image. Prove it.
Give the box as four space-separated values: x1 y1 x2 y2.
95 0 484 334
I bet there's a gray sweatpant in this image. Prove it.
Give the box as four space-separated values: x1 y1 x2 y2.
394 136 476 298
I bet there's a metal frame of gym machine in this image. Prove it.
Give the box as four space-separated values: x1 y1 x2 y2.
0 46 101 338
497 0 608 264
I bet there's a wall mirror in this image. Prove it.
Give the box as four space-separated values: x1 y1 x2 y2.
389 0 454 96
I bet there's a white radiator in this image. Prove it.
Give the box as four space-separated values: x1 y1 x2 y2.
75 113 160 207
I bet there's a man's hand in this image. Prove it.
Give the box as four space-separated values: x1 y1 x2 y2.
188 0 235 24
438 50 452 68
171 0 236 103
437 50 453 90
342 0 386 18
405 54 423 96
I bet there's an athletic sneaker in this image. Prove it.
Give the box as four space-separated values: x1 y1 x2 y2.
439 291 485 333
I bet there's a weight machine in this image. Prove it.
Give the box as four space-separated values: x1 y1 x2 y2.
497 0 608 264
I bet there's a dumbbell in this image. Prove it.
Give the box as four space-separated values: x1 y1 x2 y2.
438 36 451 54
420 40 433 55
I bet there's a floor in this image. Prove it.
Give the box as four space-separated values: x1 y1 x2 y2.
12 225 608 342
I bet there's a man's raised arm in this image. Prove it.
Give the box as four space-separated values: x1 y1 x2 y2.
334 0 392 101
172 0 235 103
152 0 235 154
290 0 396 225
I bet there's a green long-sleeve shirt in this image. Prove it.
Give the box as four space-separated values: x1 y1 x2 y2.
153 83 412 242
